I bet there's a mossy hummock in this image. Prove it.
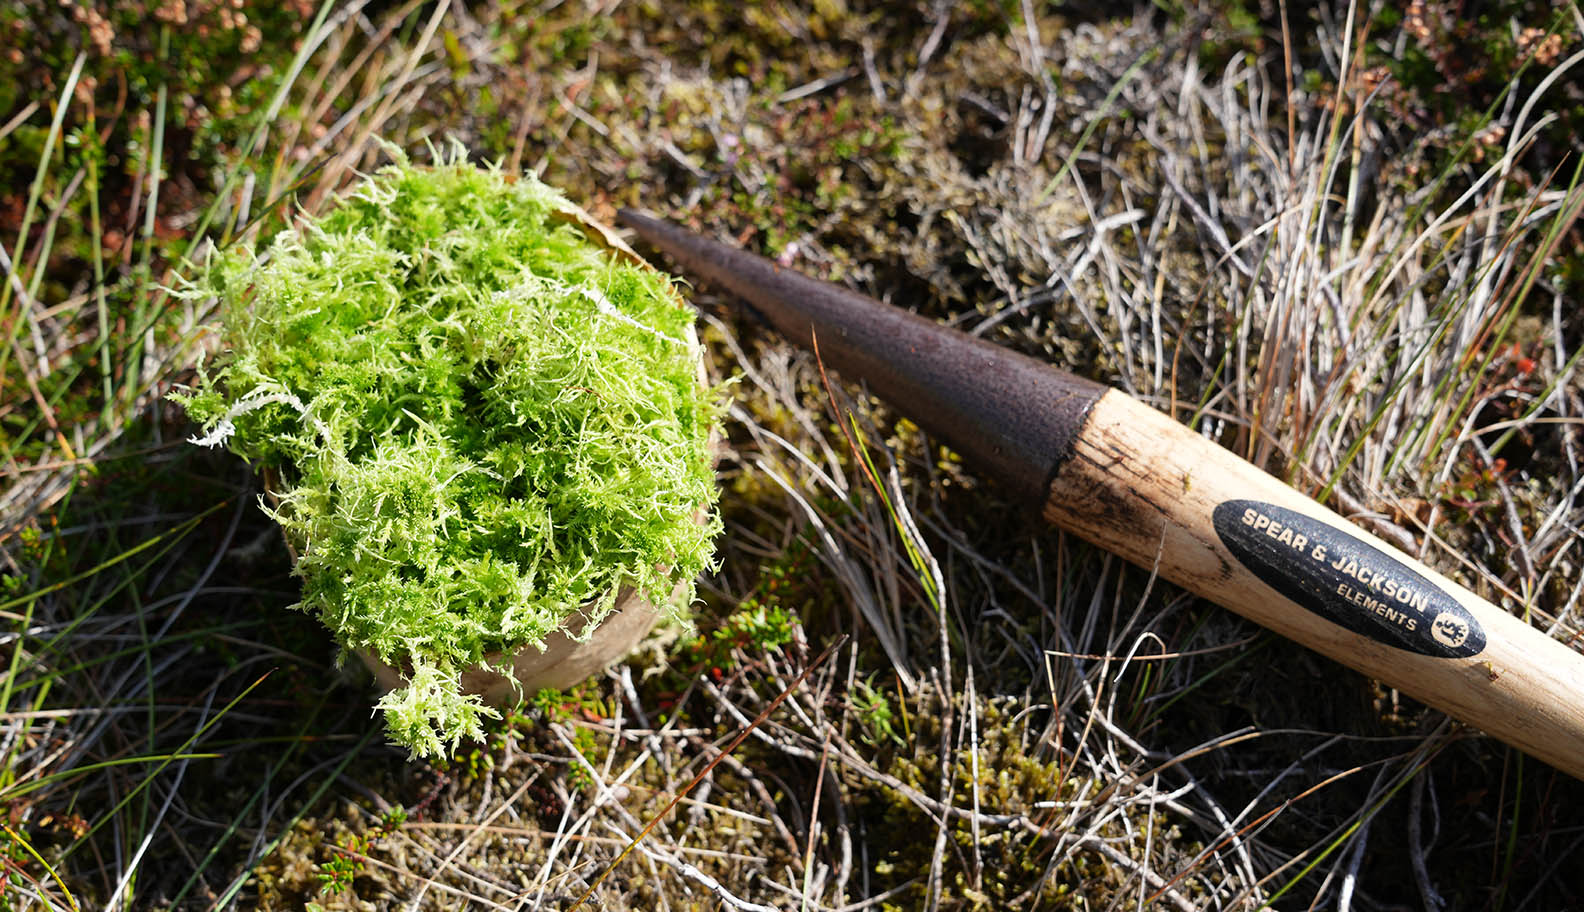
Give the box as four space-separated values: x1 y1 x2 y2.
176 154 721 758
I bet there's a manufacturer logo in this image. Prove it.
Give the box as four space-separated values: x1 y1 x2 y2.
1213 500 1486 658
1430 613 1471 649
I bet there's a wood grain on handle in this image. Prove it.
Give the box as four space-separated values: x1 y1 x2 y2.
1047 390 1584 779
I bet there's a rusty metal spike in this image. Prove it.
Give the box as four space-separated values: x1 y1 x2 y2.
618 210 1105 501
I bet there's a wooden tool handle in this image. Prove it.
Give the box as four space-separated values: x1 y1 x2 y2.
617 208 1584 781
1047 390 1584 778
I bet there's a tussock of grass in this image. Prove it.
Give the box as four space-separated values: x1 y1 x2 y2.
173 151 722 758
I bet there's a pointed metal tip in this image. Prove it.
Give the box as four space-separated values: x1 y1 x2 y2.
614 207 646 230
603 209 1105 502
615 208 670 245
615 209 695 266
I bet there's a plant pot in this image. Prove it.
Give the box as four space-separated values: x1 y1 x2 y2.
358 583 664 704
269 473 691 711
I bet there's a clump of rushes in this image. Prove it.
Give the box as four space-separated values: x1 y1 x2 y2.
173 151 722 758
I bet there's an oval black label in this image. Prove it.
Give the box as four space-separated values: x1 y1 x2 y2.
1213 500 1485 658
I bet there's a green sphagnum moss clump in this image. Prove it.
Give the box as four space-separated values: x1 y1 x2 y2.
175 151 721 758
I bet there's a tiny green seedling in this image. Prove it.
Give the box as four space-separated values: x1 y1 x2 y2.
174 149 721 759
